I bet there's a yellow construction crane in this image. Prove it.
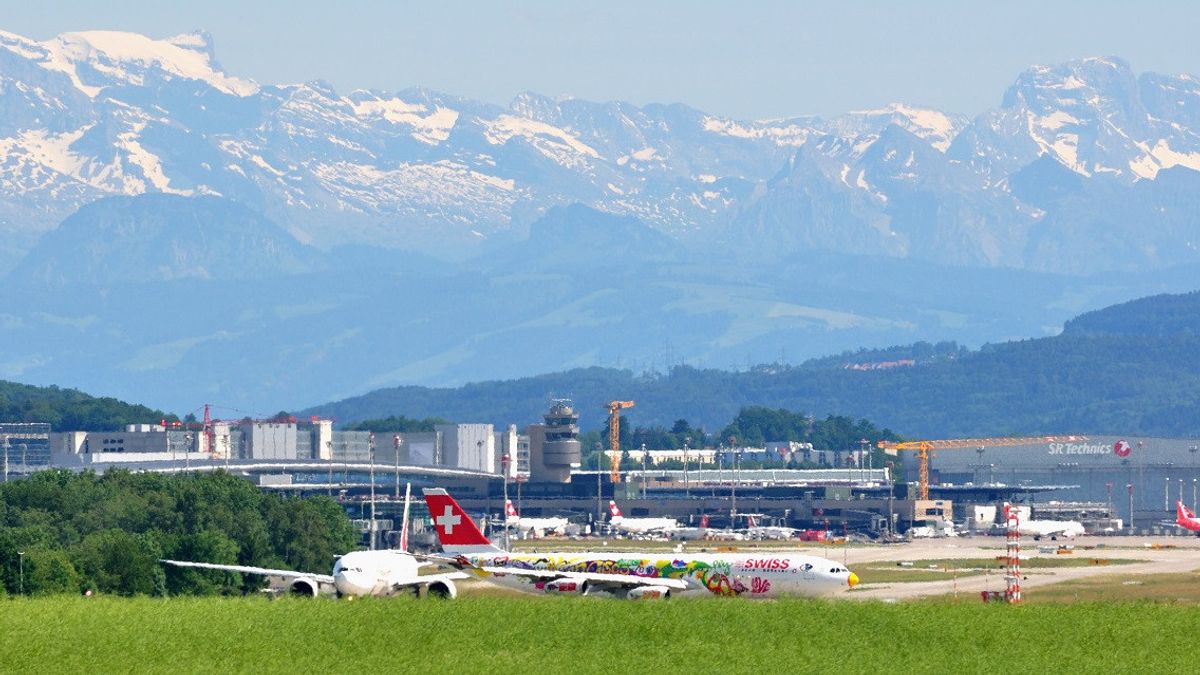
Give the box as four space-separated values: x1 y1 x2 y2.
878 435 1089 500
606 400 635 483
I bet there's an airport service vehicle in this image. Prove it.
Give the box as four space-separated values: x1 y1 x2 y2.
423 488 858 599
1176 501 1200 534
506 499 569 535
1003 503 1086 540
607 500 679 535
163 487 466 599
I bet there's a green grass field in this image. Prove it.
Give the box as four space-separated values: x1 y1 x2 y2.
0 595 1194 673
856 556 1140 583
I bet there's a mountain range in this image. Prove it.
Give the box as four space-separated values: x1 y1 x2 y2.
0 29 1198 414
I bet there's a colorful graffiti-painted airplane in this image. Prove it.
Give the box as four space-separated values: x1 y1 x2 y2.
422 488 858 599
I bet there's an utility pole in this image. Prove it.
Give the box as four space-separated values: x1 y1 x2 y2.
1165 476 1170 512
641 443 648 499
1128 483 1135 533
729 437 739 525
17 551 24 595
887 461 896 537
393 434 401 500
326 440 333 497
595 443 603 531
683 437 691 497
2 436 7 482
368 433 376 551
501 452 510 552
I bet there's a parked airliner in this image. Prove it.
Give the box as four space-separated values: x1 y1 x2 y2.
607 500 678 535
506 499 569 535
423 488 857 600
163 486 466 598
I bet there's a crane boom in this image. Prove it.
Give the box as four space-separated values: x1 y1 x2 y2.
606 400 635 483
878 435 1089 500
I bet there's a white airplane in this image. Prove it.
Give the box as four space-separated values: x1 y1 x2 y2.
1003 503 1086 540
505 499 569 535
1176 501 1200 535
163 485 467 599
666 514 711 541
423 488 858 600
742 514 799 540
607 500 679 535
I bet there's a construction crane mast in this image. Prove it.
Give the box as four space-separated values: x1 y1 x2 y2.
878 435 1089 500
606 400 635 483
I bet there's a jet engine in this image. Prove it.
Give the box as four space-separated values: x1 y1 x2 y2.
288 577 321 597
425 579 458 600
627 585 671 600
543 579 588 595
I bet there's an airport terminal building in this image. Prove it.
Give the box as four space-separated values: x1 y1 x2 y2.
929 435 1200 522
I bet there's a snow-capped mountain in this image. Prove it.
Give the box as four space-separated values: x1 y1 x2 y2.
1 29 1199 276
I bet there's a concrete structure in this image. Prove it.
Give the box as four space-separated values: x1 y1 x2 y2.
525 401 582 483
436 423 496 473
606 448 718 466
930 435 1200 525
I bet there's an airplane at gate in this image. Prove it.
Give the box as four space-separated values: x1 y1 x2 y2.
1003 503 1086 540
163 485 466 599
506 499 569 535
607 500 679 535
1177 501 1200 534
423 488 858 600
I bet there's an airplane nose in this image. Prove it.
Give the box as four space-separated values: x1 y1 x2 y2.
847 572 859 588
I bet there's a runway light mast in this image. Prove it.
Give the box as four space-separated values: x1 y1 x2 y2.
1004 506 1021 603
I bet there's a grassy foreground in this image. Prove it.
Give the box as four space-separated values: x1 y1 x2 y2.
0 595 1195 673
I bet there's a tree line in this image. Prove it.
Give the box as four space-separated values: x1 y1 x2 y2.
0 470 355 597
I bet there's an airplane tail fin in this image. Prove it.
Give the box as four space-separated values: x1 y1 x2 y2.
747 514 758 528
608 500 623 521
505 499 519 518
399 482 412 552
1178 500 1195 522
700 514 709 529
423 488 504 555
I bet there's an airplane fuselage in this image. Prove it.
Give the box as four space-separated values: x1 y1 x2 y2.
332 550 423 597
461 550 854 598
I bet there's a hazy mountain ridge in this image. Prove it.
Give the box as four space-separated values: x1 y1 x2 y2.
302 292 1200 439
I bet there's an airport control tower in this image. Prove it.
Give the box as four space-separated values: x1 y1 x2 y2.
525 400 582 483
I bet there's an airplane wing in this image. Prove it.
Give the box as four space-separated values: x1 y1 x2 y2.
393 571 470 589
161 559 336 584
477 565 689 591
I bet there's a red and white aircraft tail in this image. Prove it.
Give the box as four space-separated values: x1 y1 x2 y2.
424 488 504 555
608 500 623 522
1177 501 1200 533
505 499 519 518
700 514 710 529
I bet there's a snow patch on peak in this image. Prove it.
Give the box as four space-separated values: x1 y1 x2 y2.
701 116 810 146
29 30 259 98
351 97 459 144
483 114 600 165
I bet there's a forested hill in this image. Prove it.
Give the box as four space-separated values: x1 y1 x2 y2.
306 291 1200 439
1063 290 1200 337
0 381 173 431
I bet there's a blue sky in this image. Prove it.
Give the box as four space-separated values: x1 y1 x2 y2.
6 1 1198 119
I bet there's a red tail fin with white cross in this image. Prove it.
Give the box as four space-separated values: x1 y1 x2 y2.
608 500 623 521
423 488 503 555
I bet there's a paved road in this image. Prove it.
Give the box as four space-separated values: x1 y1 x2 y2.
827 535 1200 601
